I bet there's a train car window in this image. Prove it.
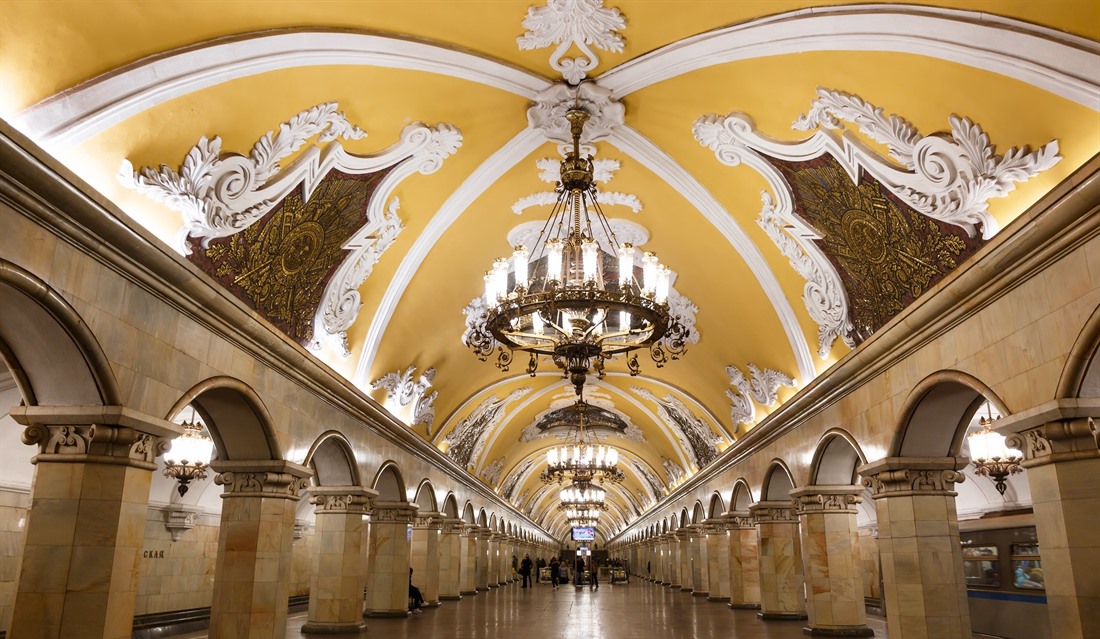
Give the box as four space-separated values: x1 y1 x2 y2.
1011 543 1044 590
962 545 1000 587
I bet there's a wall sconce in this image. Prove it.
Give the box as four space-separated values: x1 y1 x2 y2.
163 406 215 497
967 403 1023 496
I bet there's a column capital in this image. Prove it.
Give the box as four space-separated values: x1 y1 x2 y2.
474 526 493 539
307 485 378 514
370 501 419 523
441 518 466 534
748 500 798 523
674 529 692 541
13 405 183 469
790 485 863 515
461 523 480 536
1006 417 1099 468
413 511 444 529
702 518 728 534
858 456 966 498
211 459 313 500
721 510 755 529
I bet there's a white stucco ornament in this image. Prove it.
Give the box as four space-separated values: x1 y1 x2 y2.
726 363 796 426
517 0 626 84
527 82 625 144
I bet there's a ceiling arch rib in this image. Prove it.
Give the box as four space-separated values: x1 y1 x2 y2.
597 6 1100 108
13 30 552 150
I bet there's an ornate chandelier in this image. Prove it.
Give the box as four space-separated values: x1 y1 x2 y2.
561 507 602 520
466 107 689 395
163 407 215 497
539 399 625 486
559 483 609 511
967 404 1022 495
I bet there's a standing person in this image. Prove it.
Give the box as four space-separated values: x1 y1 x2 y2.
549 557 560 589
574 556 585 587
511 554 518 579
557 558 570 590
589 558 599 591
520 554 534 588
536 556 546 585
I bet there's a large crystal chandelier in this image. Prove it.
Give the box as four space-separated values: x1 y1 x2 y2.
467 107 689 395
967 403 1022 495
559 483 609 510
561 507 602 520
539 399 625 486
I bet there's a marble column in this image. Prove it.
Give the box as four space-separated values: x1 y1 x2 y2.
792 485 873 637
667 534 682 588
704 519 730 602
724 510 761 609
475 527 492 591
1007 419 1100 639
653 539 665 584
460 525 479 595
410 511 442 607
364 501 418 617
499 537 512 584
677 530 694 591
487 533 502 587
438 518 464 600
9 407 181 639
859 457 969 639
751 500 807 620
209 460 313 638
690 526 710 597
302 486 377 634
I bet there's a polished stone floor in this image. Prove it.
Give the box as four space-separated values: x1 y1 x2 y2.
175 579 888 638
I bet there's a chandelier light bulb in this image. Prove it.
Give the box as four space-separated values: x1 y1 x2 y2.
546 239 564 284
492 258 510 301
533 312 544 334
642 252 659 297
484 271 496 308
655 265 671 304
617 243 634 287
582 238 599 282
513 245 529 290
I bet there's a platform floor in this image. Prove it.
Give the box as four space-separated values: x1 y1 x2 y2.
173 579 888 638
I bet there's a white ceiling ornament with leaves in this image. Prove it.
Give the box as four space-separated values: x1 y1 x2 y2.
694 88 1062 357
119 103 462 356
517 0 627 85
370 365 438 430
631 386 725 470
726 364 797 427
442 387 532 469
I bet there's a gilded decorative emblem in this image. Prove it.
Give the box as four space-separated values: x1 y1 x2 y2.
190 169 391 345
767 154 982 343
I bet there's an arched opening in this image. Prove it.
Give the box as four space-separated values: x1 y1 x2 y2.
761 460 796 501
371 462 407 502
462 502 476 524
707 492 725 519
303 431 361 487
1058 304 1100 398
810 430 867 486
442 493 460 519
691 502 705 525
892 371 1007 458
413 480 438 513
166 377 283 462
729 479 754 512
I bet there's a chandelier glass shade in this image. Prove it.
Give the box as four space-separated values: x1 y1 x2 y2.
538 400 625 486
561 507 602 520
163 408 215 497
967 406 1023 496
559 484 609 510
467 107 688 395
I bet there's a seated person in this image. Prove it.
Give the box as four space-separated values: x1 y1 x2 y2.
409 567 425 612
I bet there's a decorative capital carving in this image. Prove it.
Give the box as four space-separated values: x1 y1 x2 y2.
722 510 756 530
748 500 798 524
210 460 313 500
790 486 863 515
1006 417 1098 468
413 511 444 530
369 501 419 523
13 406 181 470
441 518 466 534
307 486 378 514
858 457 967 498
702 518 728 535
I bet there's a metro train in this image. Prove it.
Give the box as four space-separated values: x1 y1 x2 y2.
958 514 1048 639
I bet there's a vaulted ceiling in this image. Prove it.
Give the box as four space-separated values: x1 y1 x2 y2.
2 0 1097 541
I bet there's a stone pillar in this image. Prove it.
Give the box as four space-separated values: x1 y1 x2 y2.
364 501 418 617
475 527 491 591
487 533 502 587
704 519 730 602
667 534 681 588
691 526 710 597
677 530 694 591
438 518 464 600
10 407 181 639
1007 419 1100 639
860 457 969 639
410 511 442 607
209 460 313 638
792 485 873 637
460 525 479 595
652 539 664 583
499 537 512 584
302 486 377 634
724 510 761 609
751 500 807 620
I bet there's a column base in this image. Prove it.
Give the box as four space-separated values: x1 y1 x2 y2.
476 586 489 592
440 595 462 600
669 583 681 589
364 610 409 618
680 587 693 592
424 601 442 608
487 584 499 589
660 581 671 586
803 626 875 637
707 596 730 602
728 602 761 610
692 591 709 597
302 621 368 634
758 612 808 621
461 590 478 596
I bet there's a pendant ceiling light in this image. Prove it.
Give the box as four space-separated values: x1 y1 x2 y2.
466 107 689 395
539 399 625 487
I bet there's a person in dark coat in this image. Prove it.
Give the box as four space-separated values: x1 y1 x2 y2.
574 557 585 586
549 557 560 589
409 567 425 612
520 554 534 588
589 558 599 590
